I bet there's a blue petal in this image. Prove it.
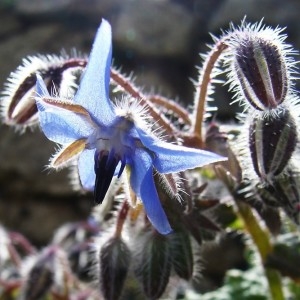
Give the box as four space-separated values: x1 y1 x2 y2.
130 149 172 235
74 19 115 125
38 109 95 144
36 75 96 144
136 127 226 174
78 149 96 191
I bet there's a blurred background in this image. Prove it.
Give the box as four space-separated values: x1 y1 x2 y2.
1 0 300 245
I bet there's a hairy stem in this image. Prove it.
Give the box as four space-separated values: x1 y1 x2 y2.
9 231 37 255
235 201 284 300
110 68 178 136
192 40 228 146
215 165 284 300
148 95 191 126
115 200 130 237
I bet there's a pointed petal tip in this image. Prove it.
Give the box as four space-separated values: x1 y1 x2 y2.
146 213 173 235
130 149 173 235
35 74 49 98
73 17 115 125
100 18 111 31
157 226 173 235
208 152 228 163
136 126 227 173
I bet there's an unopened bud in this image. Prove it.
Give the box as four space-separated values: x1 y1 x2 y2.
225 22 297 111
169 228 193 280
134 231 172 299
249 108 297 181
1 55 86 128
20 246 58 300
99 236 131 300
261 169 300 225
234 35 288 110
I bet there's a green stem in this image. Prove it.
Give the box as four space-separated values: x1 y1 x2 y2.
235 201 284 300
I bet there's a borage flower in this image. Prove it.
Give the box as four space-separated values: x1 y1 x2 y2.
35 19 225 234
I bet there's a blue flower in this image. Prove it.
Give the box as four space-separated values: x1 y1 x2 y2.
35 19 225 234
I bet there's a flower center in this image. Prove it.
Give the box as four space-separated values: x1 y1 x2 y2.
93 116 134 204
94 149 126 204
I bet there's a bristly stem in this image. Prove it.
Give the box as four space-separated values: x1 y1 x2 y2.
235 201 284 300
191 40 228 146
115 200 130 237
110 68 179 137
148 95 192 126
215 165 284 300
9 231 37 255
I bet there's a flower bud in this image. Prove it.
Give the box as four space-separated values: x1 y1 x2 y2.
20 246 58 300
134 231 172 299
261 169 300 225
99 236 131 300
249 108 297 181
234 35 288 110
1 55 86 128
169 228 193 280
224 22 297 111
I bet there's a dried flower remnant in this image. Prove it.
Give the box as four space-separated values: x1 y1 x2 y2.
259 169 300 226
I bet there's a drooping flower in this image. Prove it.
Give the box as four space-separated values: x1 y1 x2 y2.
35 19 225 235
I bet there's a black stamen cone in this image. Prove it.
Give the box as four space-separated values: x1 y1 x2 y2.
94 150 120 204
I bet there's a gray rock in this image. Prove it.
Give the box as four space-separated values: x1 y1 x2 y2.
0 125 92 245
209 0 300 33
113 0 195 58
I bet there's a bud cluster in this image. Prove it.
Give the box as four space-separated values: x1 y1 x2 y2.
221 21 300 226
94 181 222 300
224 21 299 184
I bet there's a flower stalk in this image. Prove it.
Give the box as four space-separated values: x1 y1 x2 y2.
110 68 178 136
192 39 228 146
115 200 130 237
235 200 284 300
215 160 284 300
